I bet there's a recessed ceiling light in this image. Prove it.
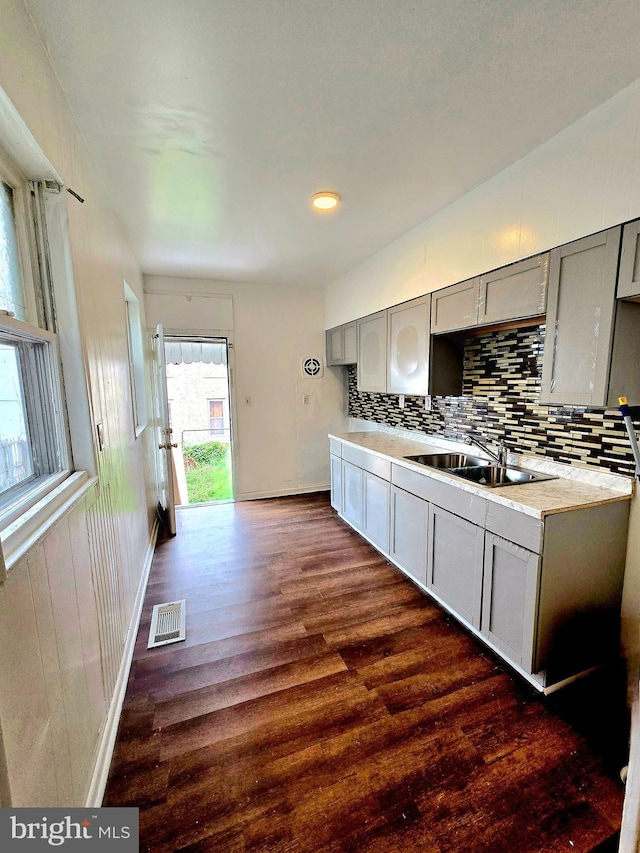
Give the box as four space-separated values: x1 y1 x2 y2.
311 191 340 211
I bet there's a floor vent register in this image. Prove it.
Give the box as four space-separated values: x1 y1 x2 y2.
148 599 186 648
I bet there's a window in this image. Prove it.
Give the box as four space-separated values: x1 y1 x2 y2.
0 324 67 510
124 282 148 437
0 101 93 574
208 399 225 435
0 180 27 321
0 147 72 530
0 342 32 491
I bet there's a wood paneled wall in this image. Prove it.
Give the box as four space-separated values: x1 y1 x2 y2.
0 0 157 806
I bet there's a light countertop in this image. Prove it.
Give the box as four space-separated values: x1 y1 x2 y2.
329 430 634 519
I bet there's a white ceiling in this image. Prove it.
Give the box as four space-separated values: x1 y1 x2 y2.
25 0 640 287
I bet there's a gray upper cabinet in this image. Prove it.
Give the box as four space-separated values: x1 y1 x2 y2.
326 321 357 366
431 254 548 336
357 311 388 392
477 254 549 325
430 277 479 334
540 226 622 406
617 220 640 299
387 295 431 395
343 322 357 363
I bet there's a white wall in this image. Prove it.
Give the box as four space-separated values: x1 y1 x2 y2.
145 276 347 500
324 78 640 682
0 0 156 805
326 79 640 327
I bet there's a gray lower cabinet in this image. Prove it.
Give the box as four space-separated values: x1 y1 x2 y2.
427 504 484 629
481 533 540 672
363 471 390 551
330 438 630 689
390 485 428 586
330 454 342 512
341 460 363 528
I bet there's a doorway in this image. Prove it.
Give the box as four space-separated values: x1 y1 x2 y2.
163 335 235 506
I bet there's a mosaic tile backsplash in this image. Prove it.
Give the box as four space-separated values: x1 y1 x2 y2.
348 325 639 477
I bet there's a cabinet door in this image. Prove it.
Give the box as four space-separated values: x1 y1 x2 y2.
330 454 342 512
343 322 357 364
478 254 548 325
617 220 640 299
363 471 390 551
357 311 388 392
387 296 431 395
342 461 363 528
326 327 344 365
427 505 484 628
431 277 479 333
540 226 621 406
481 534 540 672
390 486 428 586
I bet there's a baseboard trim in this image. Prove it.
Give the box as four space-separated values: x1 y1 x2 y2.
85 517 158 807
236 484 330 501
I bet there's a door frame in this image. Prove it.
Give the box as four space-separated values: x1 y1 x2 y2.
156 328 238 506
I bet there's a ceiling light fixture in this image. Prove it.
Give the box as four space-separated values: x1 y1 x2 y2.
311 191 340 211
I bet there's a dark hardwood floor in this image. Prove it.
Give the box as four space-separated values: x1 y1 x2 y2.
104 492 627 852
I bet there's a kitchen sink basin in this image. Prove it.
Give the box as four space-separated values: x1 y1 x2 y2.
446 465 557 487
403 452 488 469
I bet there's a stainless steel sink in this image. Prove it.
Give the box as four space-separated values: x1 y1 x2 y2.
445 465 556 487
403 452 488 469
403 451 557 487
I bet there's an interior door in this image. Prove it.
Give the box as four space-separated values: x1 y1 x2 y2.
153 324 176 535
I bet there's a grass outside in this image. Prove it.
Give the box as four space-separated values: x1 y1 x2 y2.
183 440 233 503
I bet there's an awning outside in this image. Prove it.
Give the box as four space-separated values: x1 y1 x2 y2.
164 340 227 366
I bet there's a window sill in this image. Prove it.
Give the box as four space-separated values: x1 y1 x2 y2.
0 471 98 578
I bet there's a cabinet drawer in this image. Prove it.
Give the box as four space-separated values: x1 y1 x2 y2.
485 502 543 553
329 438 342 458
343 444 391 480
391 463 486 526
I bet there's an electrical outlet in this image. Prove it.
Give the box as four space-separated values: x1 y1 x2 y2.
303 394 310 405
399 394 405 409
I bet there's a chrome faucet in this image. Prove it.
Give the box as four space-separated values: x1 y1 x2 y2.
465 434 508 467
